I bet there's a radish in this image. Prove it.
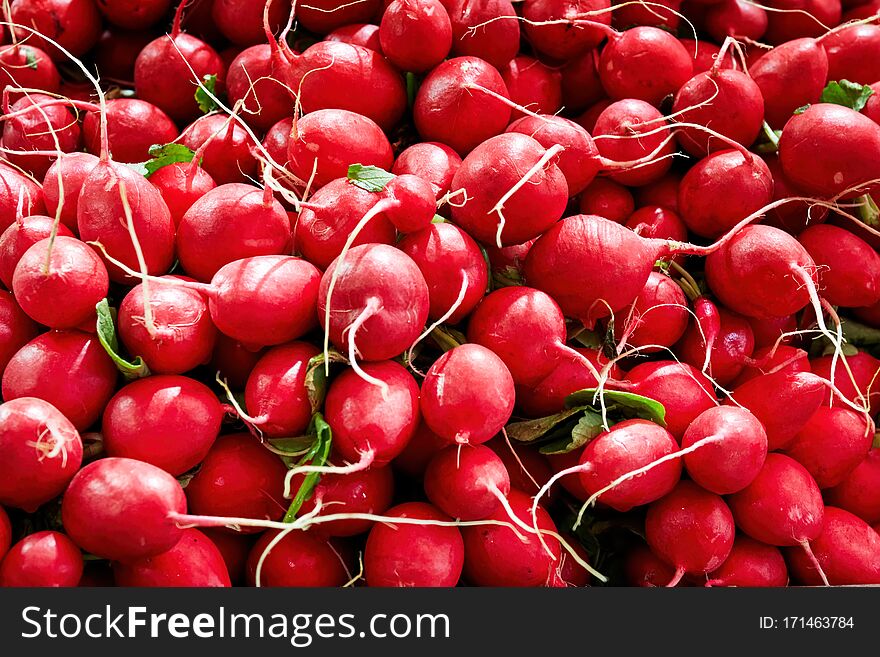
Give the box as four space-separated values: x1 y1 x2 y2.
556 540 592 587
9 0 101 59
785 507 880 585
0 531 83 587
461 488 561 587
763 0 841 44
761 153 827 234
0 291 37 376
676 307 755 386
0 44 60 95
632 177 681 213
392 421 447 479
798 224 880 308
246 530 348 587
523 0 610 60
226 44 293 132
487 436 555 499
0 397 82 512
94 28 155 81
0 163 45 233
325 24 382 50
704 0 767 41
424 444 511 520
82 99 179 164
392 142 461 199
826 448 880 524
579 179 635 222
421 343 515 445
811 351 880 414
180 114 257 185
212 0 285 45
2 93 81 179
12 236 108 329
748 313 799 349
501 56 563 120
2 330 117 431
625 544 677 586
297 0 381 34
61 457 187 562
613 271 689 353
625 205 688 251
560 49 604 113
646 481 735 587
177 183 290 282
201 528 253 585
822 24 880 84
379 0 452 73
95 0 171 29
113 528 231 587
681 406 767 495
42 152 98 233
102 375 224 476
364 502 464 587
211 334 264 389
679 39 735 74
615 0 681 29
446 0 519 69
185 433 288 530
413 56 512 155
0 214 75 289
705 536 788 587
732 344 808 385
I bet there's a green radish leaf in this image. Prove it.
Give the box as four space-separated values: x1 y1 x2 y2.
431 214 446 223
122 161 149 176
304 348 349 413
195 74 219 114
269 435 319 455
283 413 333 522
539 410 605 454
820 80 875 112
347 163 395 192
565 388 667 426
506 407 586 443
793 104 810 115
95 299 150 381
24 48 38 70
143 143 197 177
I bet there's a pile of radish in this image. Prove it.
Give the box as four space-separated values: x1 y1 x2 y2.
2 0 880 589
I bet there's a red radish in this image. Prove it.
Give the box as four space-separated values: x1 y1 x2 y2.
0 44 60 95
705 536 788 587
94 28 155 80
732 344 808 385
826 449 880 524
811 351 880 414
421 344 515 446
625 205 688 245
579 179 635 223
82 99 178 164
12 236 108 329
763 0 841 44
487 436 555 499
446 0 519 69
679 39 735 74
324 361 420 466
523 0 610 60
501 56 563 119
646 481 735 586
365 502 464 587
413 56 512 155
398 222 488 324
95 0 171 29
0 531 83 587
785 507 880 585
379 0 452 73
0 164 45 233
615 0 681 29
297 0 381 34
599 27 693 106
77 159 176 284
201 528 253 584
625 544 677 586
424 444 511 520
560 49 604 113
2 330 117 431
677 307 755 386
177 183 291 282
485 239 533 283
555 540 592 587
62 457 186 562
211 335 264 389
392 421 447 479
0 291 37 376
261 118 293 169
212 0 285 45
185 433 288 531
325 24 382 50
0 507 11 562
246 530 348 587
798 224 880 308
42 152 98 233
226 44 293 132
9 0 101 59
180 114 257 185
822 24 880 84
0 397 82 512
761 153 827 234
462 488 561 587
575 99 611 134
748 313 799 349
113 528 230 587
705 0 767 40
613 271 689 353
2 94 81 179
0 215 75 289
681 406 767 495
102 375 223 476
392 142 461 199
728 453 824 546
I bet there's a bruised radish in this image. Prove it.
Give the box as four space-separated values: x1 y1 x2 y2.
113 528 230 587
0 531 83 587
424 444 511 520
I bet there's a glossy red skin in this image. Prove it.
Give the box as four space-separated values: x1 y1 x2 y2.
0 506 10 561
0 531 83 587
201 528 254 585
103 375 223 476
261 117 293 170
704 225 816 319
824 449 880 525
211 334 265 389
0 44 60 94
186 434 288 531
523 0 609 59
114 529 231 587
705 0 767 40
62 458 186 562
77 160 176 284
148 162 216 228
462 489 560 587
326 23 382 50
728 454 824 546
615 271 688 353
785 507 880 585
0 291 38 377
83 99 178 164
579 179 635 224
732 345 809 386
502 56 562 120
625 206 687 251
0 165 45 234
392 142 461 199
677 307 756 387
180 115 257 185
599 28 693 107
2 94 81 179
822 24 880 84
445 0 519 69
506 115 600 195
414 56 511 155
325 361 421 464
95 0 170 28
625 361 718 440
421 344 515 446
593 100 675 186
287 110 393 190
381 175 437 234
13 237 108 330
365 502 464 587
318 244 429 361
292 41 405 132
42 152 98 234
0 397 82 512
799 224 880 308
246 530 349 587
392 422 447 479
784 407 872 489
295 179 397 270
625 545 677 586
178 184 290 282
764 0 841 44
705 536 788 587
811 351 880 415
554 540 591 587
134 33 226 123
380 0 452 73
425 444 511 520
9 0 101 58
212 0 285 44
225 45 293 132
398 223 488 324
679 39 735 74
0 215 75 289
244 341 318 438
2 331 117 431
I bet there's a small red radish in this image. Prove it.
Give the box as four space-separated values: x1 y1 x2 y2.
42 152 98 233
0 507 13 563
826 448 880 524
560 49 604 112
95 0 171 29
732 344 808 386
102 375 223 476
763 0 841 44
446 0 519 69
9 0 101 59
487 436 555 499
822 24 880 84
580 179 635 223
201 528 253 585
625 205 688 245
2 94 81 179
325 24 382 50
421 343 515 446
297 0 381 34
0 164 45 233
677 307 756 386
646 481 735 586
798 224 880 308
82 99 178 164
0 215 75 289
113 528 230 587
523 0 610 60
365 501 464 587
0 531 83 587
392 421 447 479
748 313 799 349
625 544 678 586
379 0 452 73
705 0 767 41
149 162 216 228
392 142 462 199
555 540 592 587
212 0 285 45
185 433 288 531
243 343 317 438
705 536 788 587
424 444 511 520
680 39 735 74
613 271 689 353
501 56 563 120
180 114 256 185
61 457 186 562
246 530 348 587
226 44 293 132
0 291 38 376
811 351 880 414
0 44 60 95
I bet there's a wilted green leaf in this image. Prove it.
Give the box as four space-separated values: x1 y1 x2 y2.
505 407 584 443
539 410 604 454
95 299 150 381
